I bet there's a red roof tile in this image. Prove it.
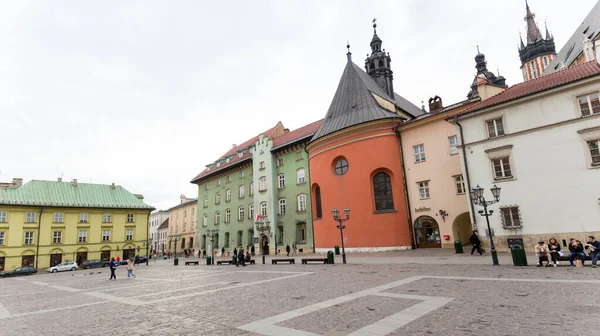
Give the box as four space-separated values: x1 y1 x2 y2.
457 61 600 117
272 119 323 149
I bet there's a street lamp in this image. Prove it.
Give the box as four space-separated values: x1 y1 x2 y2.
168 233 182 266
469 184 501 266
140 238 153 266
332 208 350 264
206 229 219 266
254 218 271 264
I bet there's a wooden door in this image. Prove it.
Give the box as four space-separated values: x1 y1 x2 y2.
50 254 62 267
414 216 442 248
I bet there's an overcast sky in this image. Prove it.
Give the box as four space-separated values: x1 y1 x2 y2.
0 0 596 210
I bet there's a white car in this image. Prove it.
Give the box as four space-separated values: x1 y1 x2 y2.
47 262 78 273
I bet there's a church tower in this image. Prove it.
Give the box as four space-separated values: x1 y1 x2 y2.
518 0 556 81
364 20 394 98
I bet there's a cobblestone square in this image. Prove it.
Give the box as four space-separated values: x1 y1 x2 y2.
1 258 599 335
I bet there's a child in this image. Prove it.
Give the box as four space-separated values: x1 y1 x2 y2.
535 240 551 267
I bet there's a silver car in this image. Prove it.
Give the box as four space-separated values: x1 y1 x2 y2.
47 261 78 273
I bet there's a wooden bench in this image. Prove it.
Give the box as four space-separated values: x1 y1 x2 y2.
272 258 295 264
301 258 328 264
540 255 592 262
184 261 199 266
216 260 234 265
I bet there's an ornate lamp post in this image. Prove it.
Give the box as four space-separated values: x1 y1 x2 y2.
206 229 219 265
168 233 182 266
255 218 271 264
141 238 153 266
469 184 501 266
332 208 350 264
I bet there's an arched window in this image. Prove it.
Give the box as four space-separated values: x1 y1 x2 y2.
226 189 232 202
214 233 219 247
239 185 245 198
215 192 221 204
202 235 206 248
378 60 384 67
224 232 230 247
225 209 231 223
260 202 268 216
238 206 245 221
373 172 394 211
314 186 323 219
249 182 254 196
297 169 305 184
279 199 286 214
297 194 307 212
370 62 375 70
531 60 538 78
202 214 208 227
214 211 221 225
249 204 254 219
203 196 208 208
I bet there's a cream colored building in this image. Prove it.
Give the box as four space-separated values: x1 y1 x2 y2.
167 195 197 256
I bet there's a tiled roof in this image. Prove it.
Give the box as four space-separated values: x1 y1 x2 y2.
272 119 323 150
167 198 198 211
158 218 169 230
0 180 153 209
401 98 480 126
190 124 279 183
456 61 600 117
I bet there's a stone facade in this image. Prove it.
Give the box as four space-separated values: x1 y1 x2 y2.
167 196 197 256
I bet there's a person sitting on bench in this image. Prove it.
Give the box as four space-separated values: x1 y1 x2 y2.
535 240 551 267
584 236 600 268
548 238 562 267
245 249 251 262
568 238 586 267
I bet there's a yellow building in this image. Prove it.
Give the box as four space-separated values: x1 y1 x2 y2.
167 195 197 257
0 178 154 271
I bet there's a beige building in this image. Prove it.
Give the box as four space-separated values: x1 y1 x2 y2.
167 195 197 257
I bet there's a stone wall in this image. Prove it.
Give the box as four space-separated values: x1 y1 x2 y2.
487 232 600 253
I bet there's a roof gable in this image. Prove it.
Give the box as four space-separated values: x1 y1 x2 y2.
272 119 323 150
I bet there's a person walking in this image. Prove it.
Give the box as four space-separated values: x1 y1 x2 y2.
469 231 483 256
236 248 246 267
292 243 297 256
251 245 255 256
153 253 157 263
548 238 562 267
584 236 600 268
126 259 136 278
534 240 551 267
286 244 291 257
221 247 225 257
109 257 118 280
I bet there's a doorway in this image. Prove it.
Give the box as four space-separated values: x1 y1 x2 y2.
414 216 441 248
22 255 34 267
50 253 62 267
0 257 4 272
76 252 88 265
452 212 472 245
100 250 110 262
123 249 135 260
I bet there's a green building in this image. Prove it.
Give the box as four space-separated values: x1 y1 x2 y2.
191 120 322 255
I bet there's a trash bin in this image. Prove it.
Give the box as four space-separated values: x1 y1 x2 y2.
206 256 212 265
327 251 335 264
508 238 527 266
174 257 179 266
454 240 464 254
232 255 237 264
334 245 340 255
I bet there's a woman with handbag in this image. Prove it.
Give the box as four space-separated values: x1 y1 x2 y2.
548 238 562 267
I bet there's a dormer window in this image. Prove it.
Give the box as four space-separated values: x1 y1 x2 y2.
216 162 221 167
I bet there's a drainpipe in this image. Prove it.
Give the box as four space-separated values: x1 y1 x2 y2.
35 208 43 269
393 125 416 249
303 143 316 253
453 115 478 230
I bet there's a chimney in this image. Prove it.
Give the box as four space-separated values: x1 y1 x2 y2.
57 177 62 182
583 38 595 62
12 178 23 187
180 194 186 204
134 194 144 200
72 178 77 186
428 96 443 113
232 144 237 148
111 183 116 189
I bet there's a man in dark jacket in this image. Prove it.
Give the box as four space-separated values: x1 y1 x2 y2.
469 231 483 256
585 236 600 267
109 258 118 280
286 244 291 257
236 249 246 267
569 238 586 267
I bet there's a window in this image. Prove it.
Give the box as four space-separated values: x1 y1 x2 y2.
486 118 505 138
79 213 88 223
0 232 4 245
24 232 34 245
297 223 307 243
126 229 133 240
278 174 286 188
239 185 245 198
413 144 425 162
203 196 208 208
54 212 64 223
278 227 284 244
215 212 221 225
578 93 600 117
259 161 265 169
260 202 267 217
26 212 36 223
314 186 323 218
53 231 62 244
297 194 307 212
127 213 134 223
297 169 306 184
543 56 548 66
238 206 245 221
259 177 267 191
296 151 303 160
215 192 221 204
203 214 208 226
500 206 522 228
249 204 254 219
492 157 512 179
204 184 208 191
589 140 600 166
277 158 284 166
226 176 231 183
102 230 110 241
373 172 394 210
249 182 254 196
103 213 111 223
240 171 245 178
418 181 430 200
448 136 458 155
279 199 286 214
237 231 243 247
335 159 349 175
224 232 230 247
217 179 221 186
454 175 465 194
225 209 231 223
0 211 5 223
184 210 187 218
531 60 538 78
192 208 195 217
226 189 232 202
78 230 87 243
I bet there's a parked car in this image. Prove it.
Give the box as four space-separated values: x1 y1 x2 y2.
79 259 109 269
47 261 78 273
119 256 147 265
0 266 37 278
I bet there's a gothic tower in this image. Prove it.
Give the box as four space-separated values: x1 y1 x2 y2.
364 21 394 98
518 0 556 81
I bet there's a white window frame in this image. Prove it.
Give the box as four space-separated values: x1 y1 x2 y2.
454 175 465 194
500 206 522 229
486 118 505 138
102 230 111 242
226 176 231 183
277 158 284 166
0 212 6 223
578 92 600 117
259 161 265 169
279 199 286 214
24 231 34 245
249 204 254 219
79 213 88 223
215 212 221 225
53 231 62 244
238 207 245 221
215 192 221 204
203 196 208 208
240 171 245 178
297 194 307 212
259 177 267 191
448 135 458 155
126 213 134 223
78 230 87 243
103 213 111 223
203 214 208 227
297 169 306 184
413 144 426 162
26 212 36 223
260 202 267 217
225 209 231 223
492 157 513 179
278 174 286 188
417 181 430 200
588 139 600 166
54 212 64 223
126 229 133 240
239 185 245 198
226 189 232 202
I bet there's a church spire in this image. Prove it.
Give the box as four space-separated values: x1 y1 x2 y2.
519 32 525 50
364 19 394 99
346 41 352 62
370 19 383 53
545 21 552 40
518 0 556 81
524 0 541 43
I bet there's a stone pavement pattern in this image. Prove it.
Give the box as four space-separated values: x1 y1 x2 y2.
0 258 599 336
